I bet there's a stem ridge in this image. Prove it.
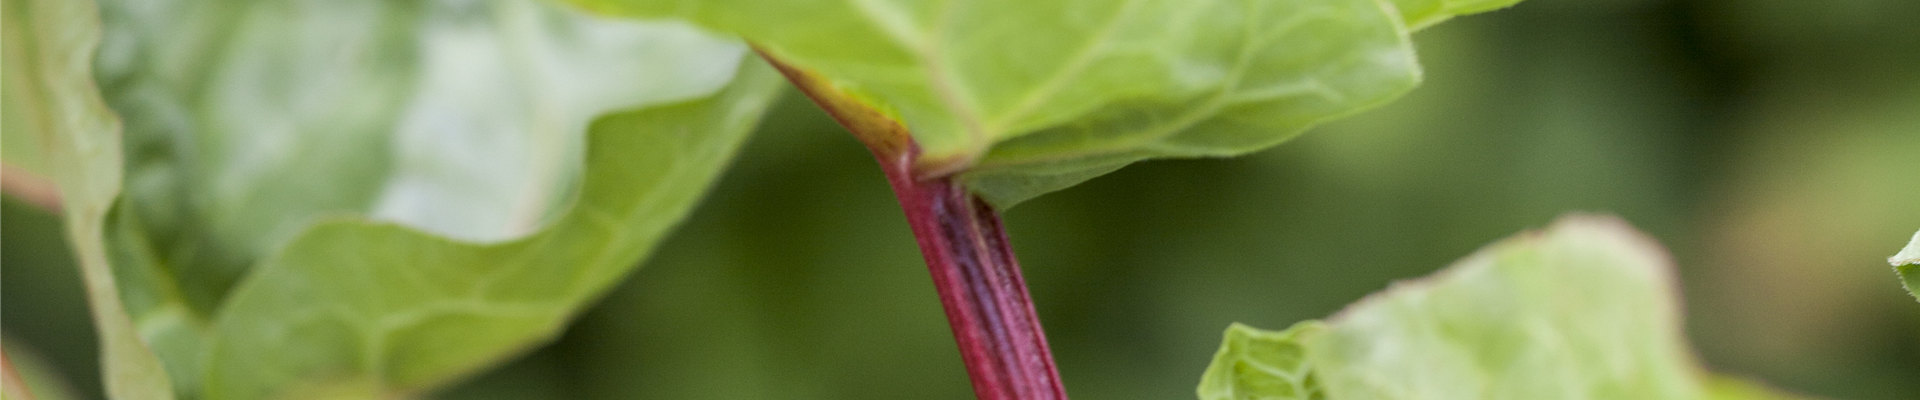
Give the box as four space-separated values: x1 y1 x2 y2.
758 49 1068 400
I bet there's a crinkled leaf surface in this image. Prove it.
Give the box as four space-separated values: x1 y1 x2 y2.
201 61 782 399
566 0 1522 206
86 0 769 397
1890 229 1920 301
2 0 177 398
95 0 746 317
1197 322 1328 400
1200 216 1804 400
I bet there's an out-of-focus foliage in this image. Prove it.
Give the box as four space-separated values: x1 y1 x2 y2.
2 0 178 397
1892 231 1920 301
4 339 83 400
4 0 1918 400
566 0 1523 207
1200 217 1799 400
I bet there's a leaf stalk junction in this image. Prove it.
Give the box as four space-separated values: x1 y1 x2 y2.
761 49 1070 400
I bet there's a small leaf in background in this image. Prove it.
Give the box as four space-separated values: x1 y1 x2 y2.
565 0 1522 206
1201 216 1807 400
2 0 178 398
199 60 783 400
1196 322 1327 400
1890 230 1920 301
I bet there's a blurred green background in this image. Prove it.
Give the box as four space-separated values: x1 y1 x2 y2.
5 0 1918 399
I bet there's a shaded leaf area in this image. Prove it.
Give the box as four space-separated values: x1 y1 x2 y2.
1199 216 1803 400
567 0 1521 206
201 62 782 400
86 0 756 397
1891 230 1920 301
2 0 178 398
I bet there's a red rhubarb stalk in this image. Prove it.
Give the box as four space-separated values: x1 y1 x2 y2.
761 51 1070 400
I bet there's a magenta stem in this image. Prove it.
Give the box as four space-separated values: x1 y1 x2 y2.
759 51 1069 400
872 150 1070 400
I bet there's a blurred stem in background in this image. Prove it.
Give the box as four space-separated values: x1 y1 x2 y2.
4 348 37 400
0 165 61 213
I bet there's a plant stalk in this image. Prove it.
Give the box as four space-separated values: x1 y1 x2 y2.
761 51 1070 400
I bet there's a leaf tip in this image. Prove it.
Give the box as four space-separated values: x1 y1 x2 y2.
1888 229 1920 267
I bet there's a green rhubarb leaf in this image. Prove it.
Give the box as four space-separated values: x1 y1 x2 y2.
566 0 1523 206
1197 322 1328 400
1201 216 1806 400
199 60 783 400
2 0 178 398
90 0 754 396
1305 216 1704 399
95 0 748 316
1890 229 1920 302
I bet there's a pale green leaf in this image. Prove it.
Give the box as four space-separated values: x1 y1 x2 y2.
1305 216 1703 399
198 59 784 400
1385 0 1524 30
1201 216 1806 400
566 0 1523 206
1197 322 1328 400
1890 229 1920 302
95 0 747 317
2 0 178 398
90 0 753 396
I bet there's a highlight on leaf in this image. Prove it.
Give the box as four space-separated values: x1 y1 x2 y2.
36 0 782 397
1198 215 1807 400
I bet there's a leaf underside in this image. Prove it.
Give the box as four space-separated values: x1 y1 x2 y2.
1198 216 1806 400
1890 230 1920 302
566 0 1522 207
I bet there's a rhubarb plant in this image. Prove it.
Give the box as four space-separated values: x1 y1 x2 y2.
0 0 1859 398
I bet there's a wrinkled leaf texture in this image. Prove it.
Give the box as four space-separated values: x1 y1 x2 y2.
66 0 783 397
1198 216 1805 400
565 0 1524 207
